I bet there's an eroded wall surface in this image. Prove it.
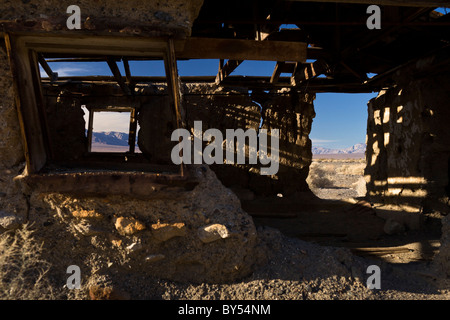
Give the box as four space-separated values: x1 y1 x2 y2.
183 84 315 198
365 51 450 275
0 0 204 36
0 44 28 231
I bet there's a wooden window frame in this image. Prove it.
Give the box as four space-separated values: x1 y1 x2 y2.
5 33 184 177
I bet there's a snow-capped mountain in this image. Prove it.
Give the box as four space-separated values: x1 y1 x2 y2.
312 143 366 155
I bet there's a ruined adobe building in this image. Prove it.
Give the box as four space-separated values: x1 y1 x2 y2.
0 0 449 292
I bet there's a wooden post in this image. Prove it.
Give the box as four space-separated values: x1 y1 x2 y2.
87 108 94 153
128 107 137 154
165 37 184 176
4 34 48 173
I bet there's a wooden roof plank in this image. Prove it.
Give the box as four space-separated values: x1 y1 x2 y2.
179 37 307 62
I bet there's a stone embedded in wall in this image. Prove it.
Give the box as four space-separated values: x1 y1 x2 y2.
114 216 146 236
151 221 186 242
0 210 23 231
197 223 230 243
71 209 103 220
145 254 166 263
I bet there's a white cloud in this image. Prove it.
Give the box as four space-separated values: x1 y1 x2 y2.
40 65 90 77
92 111 131 133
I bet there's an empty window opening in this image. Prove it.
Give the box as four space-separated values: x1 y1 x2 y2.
83 108 141 154
36 52 180 175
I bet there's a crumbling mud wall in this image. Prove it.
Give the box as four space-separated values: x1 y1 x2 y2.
0 0 204 37
43 87 87 162
0 44 28 233
27 165 259 287
364 51 450 275
183 84 315 198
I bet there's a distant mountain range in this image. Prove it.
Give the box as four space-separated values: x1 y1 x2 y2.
91 132 366 156
91 131 132 146
312 143 366 155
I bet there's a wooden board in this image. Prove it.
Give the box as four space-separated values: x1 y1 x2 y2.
180 37 307 62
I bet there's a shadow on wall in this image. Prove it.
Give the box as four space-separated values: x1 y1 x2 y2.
365 73 450 230
183 84 316 198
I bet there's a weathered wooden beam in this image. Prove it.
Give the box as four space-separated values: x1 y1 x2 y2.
270 62 283 84
180 37 307 62
271 61 297 83
16 171 197 199
37 53 58 82
281 0 450 7
123 58 133 86
215 59 243 84
165 38 185 177
87 109 94 153
106 57 132 96
16 34 180 58
4 34 48 173
128 108 137 154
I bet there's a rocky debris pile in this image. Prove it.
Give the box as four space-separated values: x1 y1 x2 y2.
69 226 449 300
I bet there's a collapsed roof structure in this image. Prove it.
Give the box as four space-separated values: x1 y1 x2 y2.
0 0 449 296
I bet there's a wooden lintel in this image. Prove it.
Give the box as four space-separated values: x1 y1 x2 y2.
282 0 450 7
180 37 307 62
16 171 195 199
